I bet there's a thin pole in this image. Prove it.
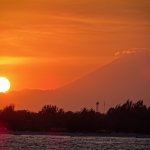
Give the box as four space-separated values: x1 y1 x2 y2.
96 101 99 112
104 101 105 114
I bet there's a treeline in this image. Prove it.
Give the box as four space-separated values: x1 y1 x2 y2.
0 100 150 134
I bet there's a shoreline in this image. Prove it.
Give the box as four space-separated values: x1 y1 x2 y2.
1 131 150 138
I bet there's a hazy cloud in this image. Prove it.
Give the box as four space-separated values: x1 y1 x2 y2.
114 48 150 57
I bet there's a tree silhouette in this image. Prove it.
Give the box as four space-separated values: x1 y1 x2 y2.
0 100 149 134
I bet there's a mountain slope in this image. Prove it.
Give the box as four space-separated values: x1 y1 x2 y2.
54 50 150 111
1 50 150 112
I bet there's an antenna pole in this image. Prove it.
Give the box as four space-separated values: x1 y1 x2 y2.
96 101 99 112
104 101 105 114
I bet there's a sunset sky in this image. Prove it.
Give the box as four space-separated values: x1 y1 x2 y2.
0 0 150 90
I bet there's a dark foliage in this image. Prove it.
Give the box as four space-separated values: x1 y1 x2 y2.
0 100 150 134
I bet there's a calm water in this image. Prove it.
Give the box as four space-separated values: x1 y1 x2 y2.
0 134 150 150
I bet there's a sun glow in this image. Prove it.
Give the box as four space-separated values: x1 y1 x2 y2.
0 77 11 93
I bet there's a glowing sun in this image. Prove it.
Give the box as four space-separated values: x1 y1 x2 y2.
0 77 11 93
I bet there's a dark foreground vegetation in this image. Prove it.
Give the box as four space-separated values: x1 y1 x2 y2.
0 100 150 134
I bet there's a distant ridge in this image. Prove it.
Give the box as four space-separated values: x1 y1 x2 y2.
1 50 150 112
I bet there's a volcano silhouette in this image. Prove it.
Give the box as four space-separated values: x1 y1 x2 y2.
1 50 150 111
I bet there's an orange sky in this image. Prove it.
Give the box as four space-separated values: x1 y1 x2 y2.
0 0 150 90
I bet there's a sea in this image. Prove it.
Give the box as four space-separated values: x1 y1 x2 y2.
0 134 150 150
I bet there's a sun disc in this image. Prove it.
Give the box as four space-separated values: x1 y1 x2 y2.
0 77 11 93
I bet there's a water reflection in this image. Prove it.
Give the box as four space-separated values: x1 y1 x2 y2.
0 134 149 150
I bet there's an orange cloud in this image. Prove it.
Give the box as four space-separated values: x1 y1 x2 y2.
0 57 33 65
